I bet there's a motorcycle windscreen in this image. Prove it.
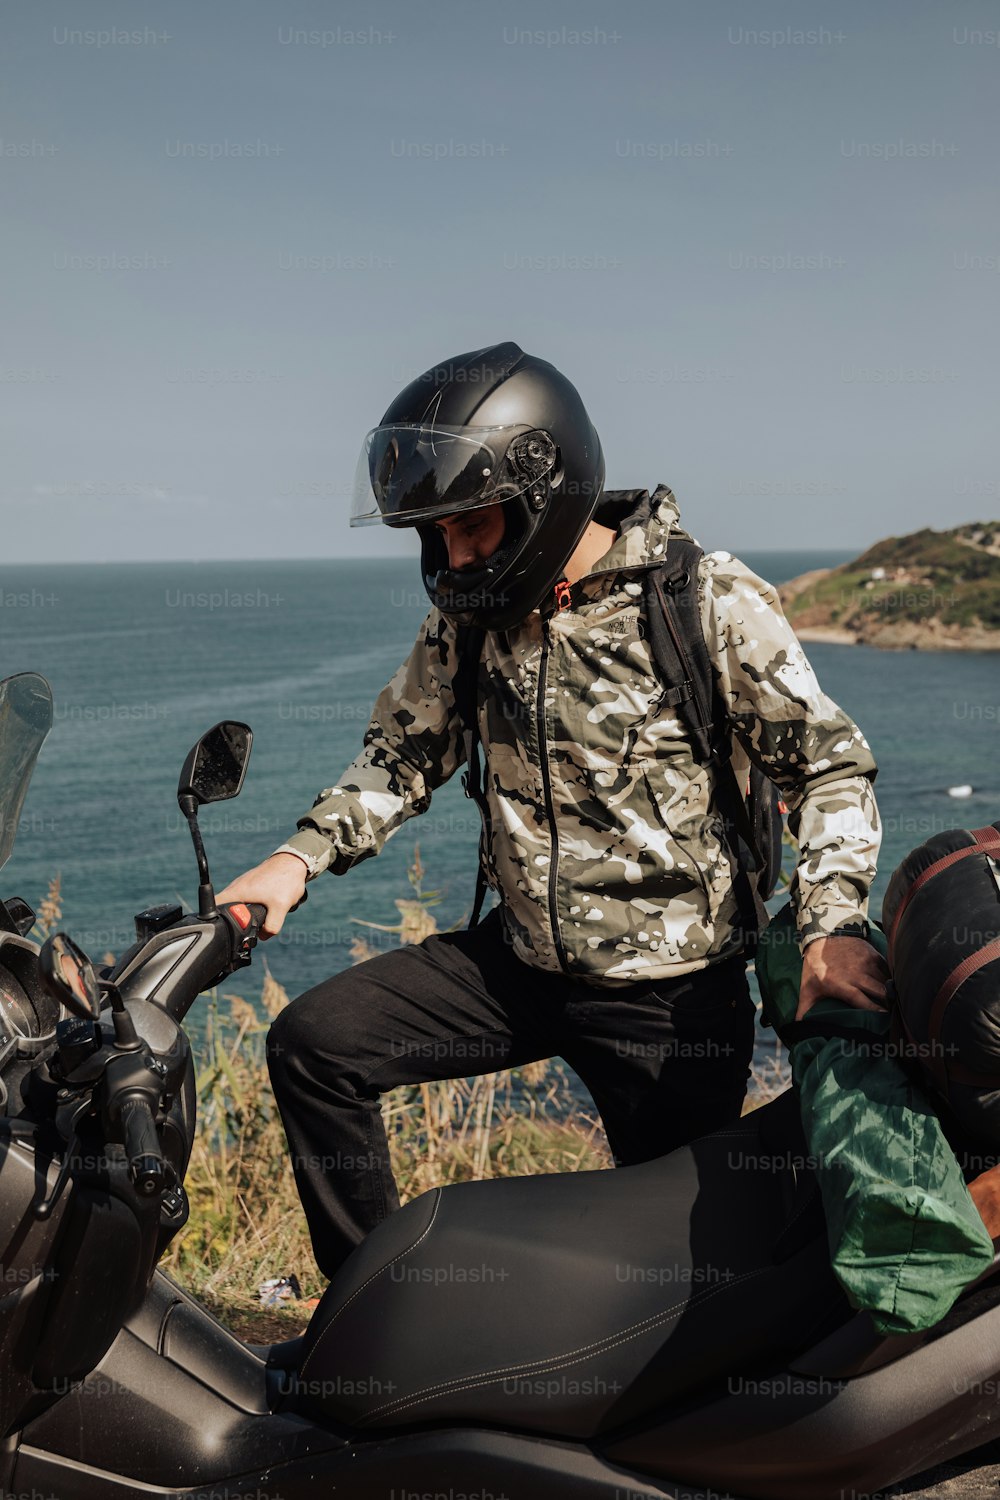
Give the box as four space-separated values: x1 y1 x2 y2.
0 673 53 873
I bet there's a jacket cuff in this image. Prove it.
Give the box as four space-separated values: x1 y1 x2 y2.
798 914 872 952
272 829 334 880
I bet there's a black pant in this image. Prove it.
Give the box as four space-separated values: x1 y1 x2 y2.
266 907 756 1279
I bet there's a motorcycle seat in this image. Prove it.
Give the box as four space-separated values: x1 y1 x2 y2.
289 1091 848 1440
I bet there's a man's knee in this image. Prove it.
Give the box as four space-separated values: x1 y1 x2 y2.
265 1000 299 1080
266 970 357 1076
265 962 398 1095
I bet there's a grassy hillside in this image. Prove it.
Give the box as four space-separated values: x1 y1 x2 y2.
782 521 1000 636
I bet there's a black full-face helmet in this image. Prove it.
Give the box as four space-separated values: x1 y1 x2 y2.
350 342 605 629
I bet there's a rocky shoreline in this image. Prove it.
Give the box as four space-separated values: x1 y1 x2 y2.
793 620 1000 650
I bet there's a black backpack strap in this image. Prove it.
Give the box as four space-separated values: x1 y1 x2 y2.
644 541 772 955
746 762 784 899
646 539 716 764
453 623 491 929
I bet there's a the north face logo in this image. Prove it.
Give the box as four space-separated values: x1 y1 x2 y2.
605 611 642 638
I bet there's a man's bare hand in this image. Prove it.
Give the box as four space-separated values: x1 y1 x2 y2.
796 935 891 1022
215 852 309 939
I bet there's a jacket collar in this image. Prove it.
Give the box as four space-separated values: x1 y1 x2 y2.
582 483 682 580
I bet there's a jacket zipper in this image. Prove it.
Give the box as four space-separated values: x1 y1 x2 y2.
536 618 569 973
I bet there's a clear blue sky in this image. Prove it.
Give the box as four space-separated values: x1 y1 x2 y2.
3 0 998 561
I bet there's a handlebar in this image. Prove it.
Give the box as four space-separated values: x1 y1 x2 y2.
218 891 304 937
243 892 307 926
105 887 310 1025
120 1095 165 1196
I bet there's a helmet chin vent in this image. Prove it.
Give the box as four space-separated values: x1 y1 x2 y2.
483 501 526 571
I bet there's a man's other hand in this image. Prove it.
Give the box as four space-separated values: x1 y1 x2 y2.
215 852 309 939
796 935 891 1022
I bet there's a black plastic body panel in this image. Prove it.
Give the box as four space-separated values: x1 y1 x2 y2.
0 1129 74 1435
112 921 235 1024
31 1186 147 1387
0 1123 164 1433
18 1271 346 1490
604 1295 1000 1499
11 1429 728 1500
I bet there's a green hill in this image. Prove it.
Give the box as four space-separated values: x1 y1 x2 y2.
779 522 1000 648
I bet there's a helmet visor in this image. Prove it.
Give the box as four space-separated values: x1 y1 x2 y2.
350 423 555 527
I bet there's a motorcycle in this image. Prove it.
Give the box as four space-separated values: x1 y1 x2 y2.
2 668 1000 1500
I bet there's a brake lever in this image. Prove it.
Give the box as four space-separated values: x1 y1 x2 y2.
34 1101 89 1220
34 1128 77 1220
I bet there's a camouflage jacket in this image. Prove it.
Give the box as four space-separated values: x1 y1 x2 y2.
276 486 882 983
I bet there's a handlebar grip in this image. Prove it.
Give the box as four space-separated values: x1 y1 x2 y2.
120 1095 165 1196
245 891 307 930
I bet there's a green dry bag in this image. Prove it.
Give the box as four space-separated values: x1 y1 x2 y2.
755 903 994 1335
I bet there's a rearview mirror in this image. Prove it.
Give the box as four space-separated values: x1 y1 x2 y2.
177 721 252 807
38 933 101 1022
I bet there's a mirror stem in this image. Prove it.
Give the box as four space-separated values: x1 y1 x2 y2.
178 793 217 918
98 978 141 1050
197 881 217 920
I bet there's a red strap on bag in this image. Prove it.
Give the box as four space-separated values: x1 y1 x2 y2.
887 823 1000 963
925 938 1000 1094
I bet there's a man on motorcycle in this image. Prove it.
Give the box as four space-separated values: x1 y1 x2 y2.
217 342 888 1279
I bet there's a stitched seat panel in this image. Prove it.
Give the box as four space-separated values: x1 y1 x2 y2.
291 1092 845 1439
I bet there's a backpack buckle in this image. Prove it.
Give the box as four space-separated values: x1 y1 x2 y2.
663 680 694 708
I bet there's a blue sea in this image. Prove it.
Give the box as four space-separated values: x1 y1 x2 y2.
1 554 998 1083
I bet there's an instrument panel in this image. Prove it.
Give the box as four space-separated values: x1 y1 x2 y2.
0 940 60 1111
0 965 34 1047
